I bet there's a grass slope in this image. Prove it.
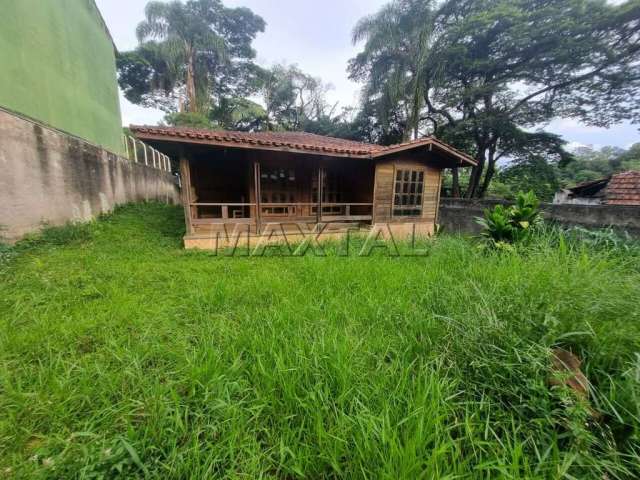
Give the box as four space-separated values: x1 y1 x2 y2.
0 203 639 479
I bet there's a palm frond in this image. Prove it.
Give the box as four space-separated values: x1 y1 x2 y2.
136 1 172 41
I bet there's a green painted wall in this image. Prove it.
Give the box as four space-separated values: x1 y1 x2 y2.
0 0 124 154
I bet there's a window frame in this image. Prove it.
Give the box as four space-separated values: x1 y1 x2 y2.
392 167 426 218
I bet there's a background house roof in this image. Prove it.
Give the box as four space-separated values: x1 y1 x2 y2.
605 171 640 205
564 171 640 205
131 126 477 166
568 177 611 198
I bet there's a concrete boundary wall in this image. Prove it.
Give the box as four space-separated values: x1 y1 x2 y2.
439 198 640 237
0 108 180 242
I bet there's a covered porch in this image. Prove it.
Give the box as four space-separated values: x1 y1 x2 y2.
182 145 375 236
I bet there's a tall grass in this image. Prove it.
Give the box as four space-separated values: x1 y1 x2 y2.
0 203 638 478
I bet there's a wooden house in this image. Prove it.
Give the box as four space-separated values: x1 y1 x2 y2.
131 127 476 249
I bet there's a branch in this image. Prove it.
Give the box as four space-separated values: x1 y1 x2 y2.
508 42 640 116
424 88 455 125
508 66 609 115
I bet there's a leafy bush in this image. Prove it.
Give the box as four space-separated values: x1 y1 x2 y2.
0 242 14 270
477 191 543 247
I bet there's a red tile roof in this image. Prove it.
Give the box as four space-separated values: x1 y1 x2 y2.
605 171 640 206
130 126 477 166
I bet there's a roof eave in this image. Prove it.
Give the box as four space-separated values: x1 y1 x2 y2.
131 127 477 167
371 139 477 167
133 131 375 159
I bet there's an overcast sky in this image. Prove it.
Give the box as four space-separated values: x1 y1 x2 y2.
96 0 639 149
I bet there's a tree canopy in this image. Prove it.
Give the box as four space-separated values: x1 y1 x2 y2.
477 142 640 202
350 0 640 197
117 0 640 199
118 0 265 114
117 2 342 133
560 143 640 184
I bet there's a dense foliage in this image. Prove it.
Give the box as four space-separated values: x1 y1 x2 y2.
480 143 640 202
117 0 265 115
560 144 640 185
491 157 561 202
477 191 543 247
0 204 639 477
117 0 640 195
350 0 640 197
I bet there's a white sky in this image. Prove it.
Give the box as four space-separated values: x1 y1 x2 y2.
96 0 639 149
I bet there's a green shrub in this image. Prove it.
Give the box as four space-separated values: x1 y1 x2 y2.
477 191 543 247
0 242 14 270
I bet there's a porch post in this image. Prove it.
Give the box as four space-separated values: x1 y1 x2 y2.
254 161 262 234
179 150 194 235
317 164 324 225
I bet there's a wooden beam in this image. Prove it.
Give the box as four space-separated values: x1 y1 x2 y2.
321 215 372 222
179 152 194 235
317 164 324 225
191 218 254 226
434 169 444 227
372 162 379 225
254 161 262 234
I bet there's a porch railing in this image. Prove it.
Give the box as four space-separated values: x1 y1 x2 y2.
319 203 373 222
261 203 316 217
189 203 256 224
189 202 373 225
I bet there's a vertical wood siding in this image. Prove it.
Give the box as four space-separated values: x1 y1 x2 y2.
373 155 442 228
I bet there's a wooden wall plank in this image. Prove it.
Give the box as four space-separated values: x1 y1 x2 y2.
373 153 444 230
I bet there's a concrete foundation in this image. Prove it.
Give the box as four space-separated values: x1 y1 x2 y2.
183 222 435 251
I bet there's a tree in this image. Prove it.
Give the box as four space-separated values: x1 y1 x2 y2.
164 111 213 128
119 0 265 114
617 143 640 171
559 143 640 185
493 156 561 202
302 107 366 141
117 41 185 112
351 0 436 142
210 97 266 131
258 64 336 131
351 0 640 198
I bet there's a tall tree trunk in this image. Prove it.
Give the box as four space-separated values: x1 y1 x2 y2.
479 144 498 197
465 148 486 198
452 168 461 198
186 48 197 113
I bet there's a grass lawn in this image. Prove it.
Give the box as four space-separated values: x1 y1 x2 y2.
0 203 639 479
